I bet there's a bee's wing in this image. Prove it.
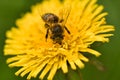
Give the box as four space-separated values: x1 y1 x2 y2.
59 5 71 26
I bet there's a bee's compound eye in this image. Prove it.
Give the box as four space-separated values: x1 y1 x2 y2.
41 14 49 22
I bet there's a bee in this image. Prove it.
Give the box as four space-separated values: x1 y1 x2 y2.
41 10 71 44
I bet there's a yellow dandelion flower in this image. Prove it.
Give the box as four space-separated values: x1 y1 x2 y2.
4 0 115 80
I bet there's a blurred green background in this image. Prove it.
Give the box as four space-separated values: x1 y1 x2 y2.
0 0 120 80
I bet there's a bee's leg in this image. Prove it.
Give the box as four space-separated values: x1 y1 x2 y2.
64 26 70 34
45 28 49 41
45 23 50 28
44 24 50 41
59 19 64 23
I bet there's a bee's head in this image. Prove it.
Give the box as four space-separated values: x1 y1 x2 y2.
41 13 59 24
